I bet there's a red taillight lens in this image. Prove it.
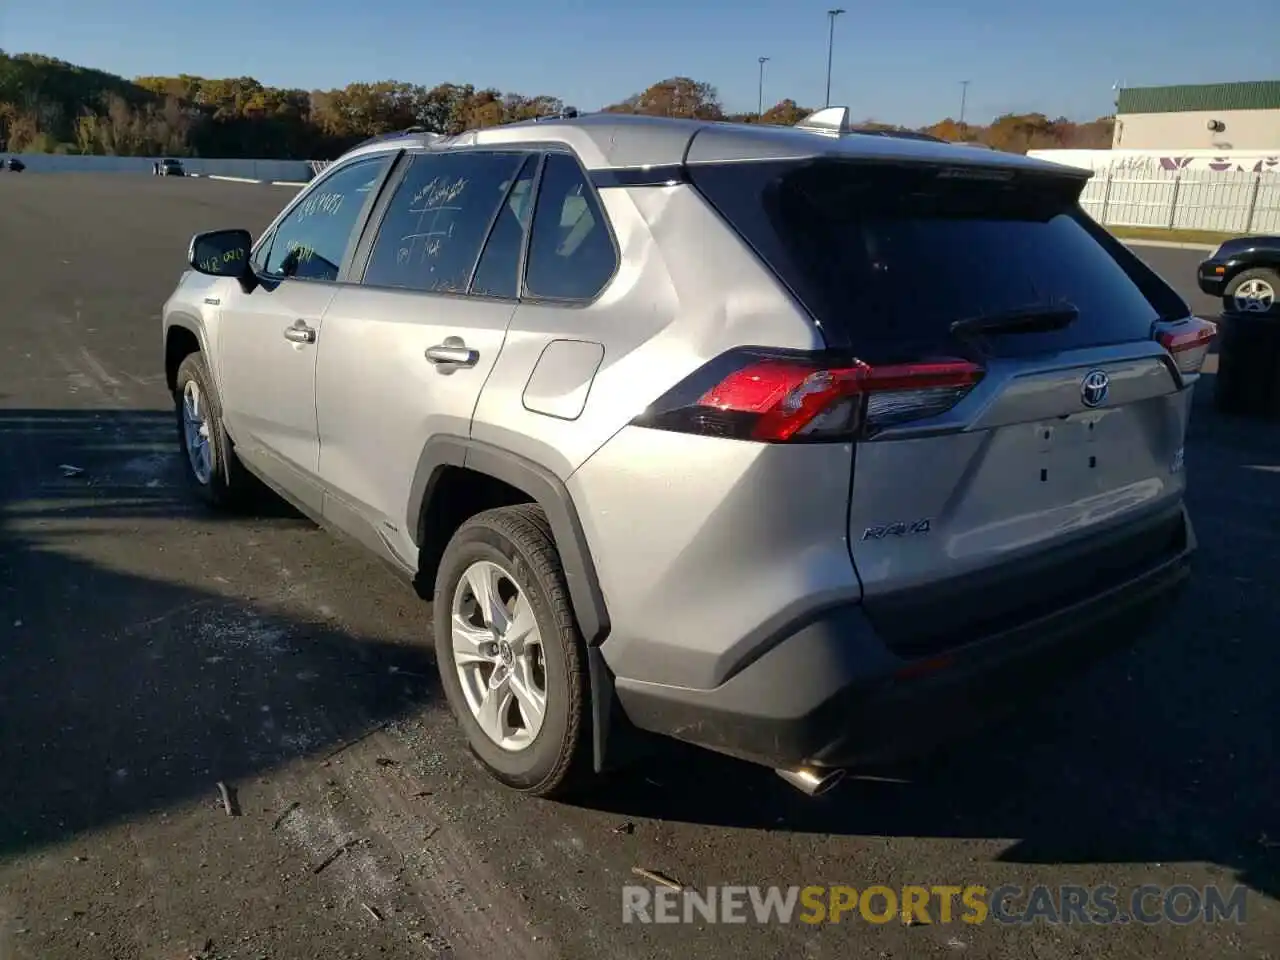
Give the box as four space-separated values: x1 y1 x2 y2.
632 351 985 442
1154 316 1217 375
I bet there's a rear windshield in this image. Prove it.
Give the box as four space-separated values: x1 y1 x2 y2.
689 159 1185 360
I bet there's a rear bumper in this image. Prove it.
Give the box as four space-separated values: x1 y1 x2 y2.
615 506 1195 771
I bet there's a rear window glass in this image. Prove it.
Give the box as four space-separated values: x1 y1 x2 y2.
690 160 1176 360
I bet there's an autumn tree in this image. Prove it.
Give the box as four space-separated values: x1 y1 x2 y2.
605 77 723 120
0 49 1119 159
760 99 811 126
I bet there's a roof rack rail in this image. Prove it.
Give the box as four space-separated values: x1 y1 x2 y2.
531 108 580 123
853 128 946 143
352 126 442 150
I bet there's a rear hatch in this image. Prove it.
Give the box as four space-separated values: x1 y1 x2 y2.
689 155 1210 656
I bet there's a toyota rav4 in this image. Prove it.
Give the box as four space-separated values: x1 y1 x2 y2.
162 108 1213 797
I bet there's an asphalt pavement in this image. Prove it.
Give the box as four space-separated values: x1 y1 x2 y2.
1130 244 1220 320
0 173 1276 960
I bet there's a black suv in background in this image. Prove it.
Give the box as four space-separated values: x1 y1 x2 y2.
1197 236 1280 315
154 158 185 177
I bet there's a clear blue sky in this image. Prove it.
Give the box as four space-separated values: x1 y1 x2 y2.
2 0 1275 127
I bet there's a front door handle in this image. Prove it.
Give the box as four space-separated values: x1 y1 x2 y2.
283 320 317 345
425 337 479 368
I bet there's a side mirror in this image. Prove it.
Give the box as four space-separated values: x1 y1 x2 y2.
188 228 257 293
189 228 252 276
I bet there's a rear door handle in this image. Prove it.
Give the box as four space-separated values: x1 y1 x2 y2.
283 320 317 344
425 337 479 368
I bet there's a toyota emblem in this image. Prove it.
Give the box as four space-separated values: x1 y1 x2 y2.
1080 370 1109 408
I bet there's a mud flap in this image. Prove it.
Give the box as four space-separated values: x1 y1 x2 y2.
589 645 651 773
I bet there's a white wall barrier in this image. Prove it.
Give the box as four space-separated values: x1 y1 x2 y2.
6 154 314 182
1027 148 1280 176
1029 150 1280 234
1074 168 1280 234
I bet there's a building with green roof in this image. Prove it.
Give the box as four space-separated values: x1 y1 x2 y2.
1112 81 1280 150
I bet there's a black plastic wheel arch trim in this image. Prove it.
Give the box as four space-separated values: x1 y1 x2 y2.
407 435 611 647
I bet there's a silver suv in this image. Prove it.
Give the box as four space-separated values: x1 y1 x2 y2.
162 110 1214 798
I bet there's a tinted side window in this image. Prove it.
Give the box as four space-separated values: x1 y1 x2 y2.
469 156 538 299
251 228 274 273
523 153 617 301
263 156 390 283
364 151 526 294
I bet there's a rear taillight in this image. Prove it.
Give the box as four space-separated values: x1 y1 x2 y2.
1154 316 1217 375
631 350 985 442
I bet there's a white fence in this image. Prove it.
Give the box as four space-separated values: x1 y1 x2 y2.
8 153 314 182
1078 169 1280 234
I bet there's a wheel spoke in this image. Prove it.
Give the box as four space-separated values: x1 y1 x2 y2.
509 655 546 733
451 613 493 665
476 672 513 743
506 593 537 653
465 562 509 634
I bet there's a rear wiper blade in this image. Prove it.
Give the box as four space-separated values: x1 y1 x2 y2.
950 304 1078 338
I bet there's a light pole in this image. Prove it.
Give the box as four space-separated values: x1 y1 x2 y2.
757 57 770 119
825 8 845 108
959 79 970 127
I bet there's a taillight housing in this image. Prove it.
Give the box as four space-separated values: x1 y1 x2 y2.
1153 316 1217 375
630 349 985 442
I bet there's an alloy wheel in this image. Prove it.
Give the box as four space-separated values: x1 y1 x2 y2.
450 559 547 751
181 379 213 485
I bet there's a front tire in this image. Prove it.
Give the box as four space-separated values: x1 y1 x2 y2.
433 505 592 797
173 352 251 509
1224 267 1279 315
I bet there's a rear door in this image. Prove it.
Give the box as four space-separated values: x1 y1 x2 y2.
690 158 1202 653
313 149 536 566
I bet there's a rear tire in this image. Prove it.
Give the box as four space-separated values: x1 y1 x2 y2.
173 352 251 509
1223 267 1279 315
433 504 592 797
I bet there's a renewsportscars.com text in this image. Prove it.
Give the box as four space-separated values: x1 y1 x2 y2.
621 884 1249 926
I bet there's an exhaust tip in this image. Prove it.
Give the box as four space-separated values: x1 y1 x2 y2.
776 766 847 797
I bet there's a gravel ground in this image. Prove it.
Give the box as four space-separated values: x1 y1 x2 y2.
0 172 1275 960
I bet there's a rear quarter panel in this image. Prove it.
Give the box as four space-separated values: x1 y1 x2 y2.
569 428 861 690
469 182 822 479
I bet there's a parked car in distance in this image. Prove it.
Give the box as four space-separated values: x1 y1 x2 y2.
162 107 1211 799
4 157 25 172
154 158 185 177
1197 235 1280 314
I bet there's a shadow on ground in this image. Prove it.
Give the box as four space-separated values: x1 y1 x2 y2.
0 409 439 859
2 400 1276 902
